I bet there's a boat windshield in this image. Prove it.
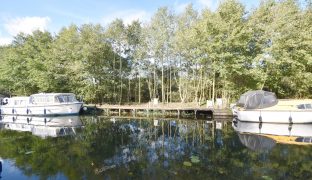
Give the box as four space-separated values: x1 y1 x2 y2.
55 95 78 103
297 104 312 109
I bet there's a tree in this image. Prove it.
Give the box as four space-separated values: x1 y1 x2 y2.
105 19 128 104
144 7 175 103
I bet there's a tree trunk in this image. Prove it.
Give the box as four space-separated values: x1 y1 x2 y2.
113 53 116 103
161 57 164 103
119 52 123 105
139 75 141 104
153 63 156 99
212 72 215 106
169 65 172 103
128 78 131 103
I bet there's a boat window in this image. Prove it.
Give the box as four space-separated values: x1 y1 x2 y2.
57 96 64 103
32 95 55 104
14 100 27 106
297 104 305 109
305 104 312 109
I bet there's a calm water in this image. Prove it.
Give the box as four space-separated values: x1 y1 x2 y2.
0 115 312 179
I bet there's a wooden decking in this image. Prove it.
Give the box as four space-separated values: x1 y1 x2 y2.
83 103 232 119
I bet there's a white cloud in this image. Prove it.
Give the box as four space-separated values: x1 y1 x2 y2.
0 31 12 45
197 0 220 10
4 16 50 36
102 10 151 26
174 2 190 14
0 37 12 45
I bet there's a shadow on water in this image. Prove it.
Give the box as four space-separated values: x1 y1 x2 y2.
0 116 311 179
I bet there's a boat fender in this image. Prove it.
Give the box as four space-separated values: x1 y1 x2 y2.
288 124 292 132
44 108 46 115
12 108 14 114
26 109 29 115
259 111 262 122
289 116 293 124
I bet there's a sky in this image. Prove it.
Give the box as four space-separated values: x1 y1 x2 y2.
0 0 262 45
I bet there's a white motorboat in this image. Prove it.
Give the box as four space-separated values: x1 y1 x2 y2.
233 90 312 123
0 93 83 116
0 115 83 138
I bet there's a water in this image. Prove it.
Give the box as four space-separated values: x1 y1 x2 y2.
0 115 312 179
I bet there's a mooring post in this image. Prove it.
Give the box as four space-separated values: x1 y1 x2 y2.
195 110 197 119
119 109 121 116
178 110 180 119
133 109 136 117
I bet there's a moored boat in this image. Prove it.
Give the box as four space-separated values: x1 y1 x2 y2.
0 93 83 116
233 90 312 123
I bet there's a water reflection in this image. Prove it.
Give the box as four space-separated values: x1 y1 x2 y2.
0 115 83 138
84 118 229 178
233 119 312 152
0 116 312 179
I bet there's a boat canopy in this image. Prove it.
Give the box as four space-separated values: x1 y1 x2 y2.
237 90 278 109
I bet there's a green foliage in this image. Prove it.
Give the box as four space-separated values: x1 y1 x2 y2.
0 0 311 102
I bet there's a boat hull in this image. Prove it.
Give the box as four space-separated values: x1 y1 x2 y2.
236 110 312 123
0 103 83 116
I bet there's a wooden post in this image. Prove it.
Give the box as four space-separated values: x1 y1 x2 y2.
106 108 109 116
195 110 197 119
178 110 180 119
119 109 121 116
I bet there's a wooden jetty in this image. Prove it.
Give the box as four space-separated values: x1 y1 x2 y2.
83 103 232 119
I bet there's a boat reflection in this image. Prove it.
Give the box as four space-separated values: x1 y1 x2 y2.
0 115 83 138
232 119 312 151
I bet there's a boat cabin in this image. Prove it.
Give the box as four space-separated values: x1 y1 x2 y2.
4 97 30 106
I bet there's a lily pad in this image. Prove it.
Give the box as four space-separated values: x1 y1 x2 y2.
25 151 34 155
190 155 200 163
183 161 192 167
191 158 200 163
262 176 273 180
